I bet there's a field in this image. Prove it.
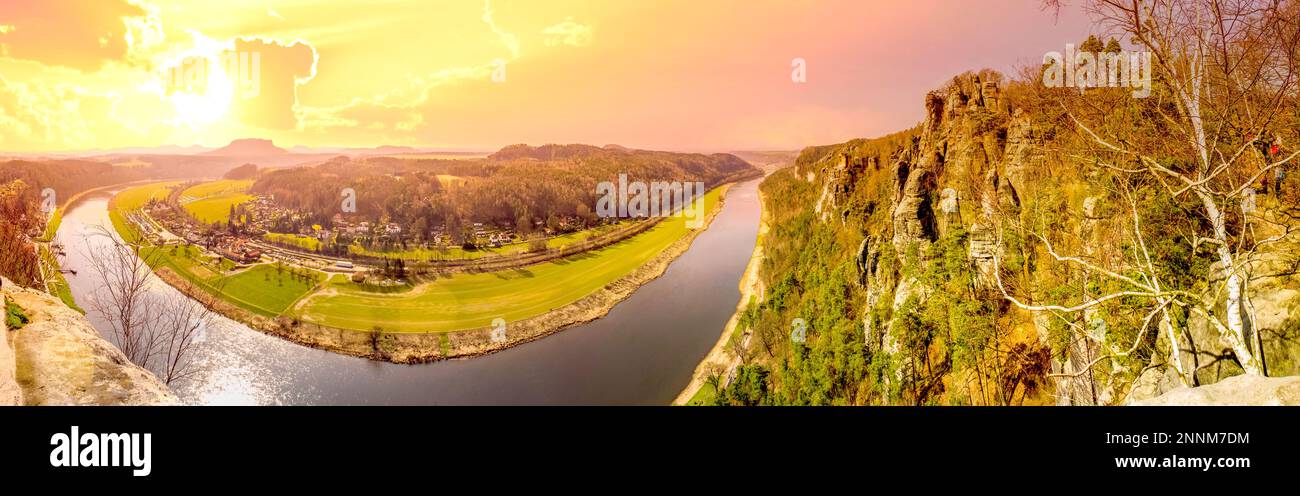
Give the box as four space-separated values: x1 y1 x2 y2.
297 188 720 333
264 232 322 251
213 264 324 315
180 179 254 224
113 181 178 212
111 181 724 334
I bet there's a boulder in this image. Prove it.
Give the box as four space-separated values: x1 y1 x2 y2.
1129 374 1300 406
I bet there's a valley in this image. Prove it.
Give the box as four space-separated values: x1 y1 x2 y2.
95 145 757 362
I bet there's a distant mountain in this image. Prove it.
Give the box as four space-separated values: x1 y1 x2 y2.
287 144 448 155
369 145 418 154
202 138 289 157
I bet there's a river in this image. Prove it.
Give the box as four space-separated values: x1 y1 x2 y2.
54 180 761 405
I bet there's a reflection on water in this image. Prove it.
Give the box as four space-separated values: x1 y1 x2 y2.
56 180 761 405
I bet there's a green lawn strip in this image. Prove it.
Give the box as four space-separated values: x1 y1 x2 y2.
38 244 82 313
685 382 717 406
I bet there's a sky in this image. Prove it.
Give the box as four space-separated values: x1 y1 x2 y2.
0 0 1097 153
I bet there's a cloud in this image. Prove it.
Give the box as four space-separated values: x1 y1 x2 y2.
226 38 317 130
297 65 491 138
541 18 592 47
0 75 155 150
0 0 146 72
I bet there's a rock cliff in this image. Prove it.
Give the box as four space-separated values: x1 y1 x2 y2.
787 70 1300 405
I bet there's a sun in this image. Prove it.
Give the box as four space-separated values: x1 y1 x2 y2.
167 58 235 128
152 34 239 129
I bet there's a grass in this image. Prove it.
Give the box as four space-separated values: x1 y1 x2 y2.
114 181 179 212
212 264 324 315
38 245 82 313
685 382 717 406
180 179 254 225
297 188 721 333
37 208 63 243
5 299 29 330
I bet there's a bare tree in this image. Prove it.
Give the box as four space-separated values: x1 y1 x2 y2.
1010 0 1300 386
84 224 213 385
153 288 217 385
85 225 161 366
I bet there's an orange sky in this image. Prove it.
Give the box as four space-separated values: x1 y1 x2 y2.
0 0 1095 153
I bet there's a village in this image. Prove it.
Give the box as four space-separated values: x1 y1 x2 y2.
126 185 599 281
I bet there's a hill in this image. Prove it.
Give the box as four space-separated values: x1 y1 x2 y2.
202 138 290 157
251 144 761 235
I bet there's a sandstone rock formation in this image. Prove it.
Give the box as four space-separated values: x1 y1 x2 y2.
791 69 1300 405
1130 374 1300 406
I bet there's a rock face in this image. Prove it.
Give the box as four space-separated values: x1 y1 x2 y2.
1 278 179 406
1130 375 1300 406
788 69 1300 405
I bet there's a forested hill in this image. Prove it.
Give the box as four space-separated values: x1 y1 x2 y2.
251 144 760 228
717 67 1300 406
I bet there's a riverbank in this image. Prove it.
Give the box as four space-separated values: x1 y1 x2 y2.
674 187 768 405
150 183 739 363
38 179 162 312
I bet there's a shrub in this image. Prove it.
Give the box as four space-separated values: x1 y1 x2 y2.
5 299 29 330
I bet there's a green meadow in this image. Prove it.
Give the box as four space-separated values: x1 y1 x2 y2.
111 181 724 334
345 223 619 260
180 179 255 224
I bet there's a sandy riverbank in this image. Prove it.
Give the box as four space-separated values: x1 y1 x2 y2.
673 187 768 405
155 182 740 364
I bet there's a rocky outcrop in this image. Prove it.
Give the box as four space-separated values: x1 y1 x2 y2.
792 68 1300 405
1129 375 1300 406
1 277 179 405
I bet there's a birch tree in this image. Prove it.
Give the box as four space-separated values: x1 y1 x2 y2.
1019 0 1300 383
